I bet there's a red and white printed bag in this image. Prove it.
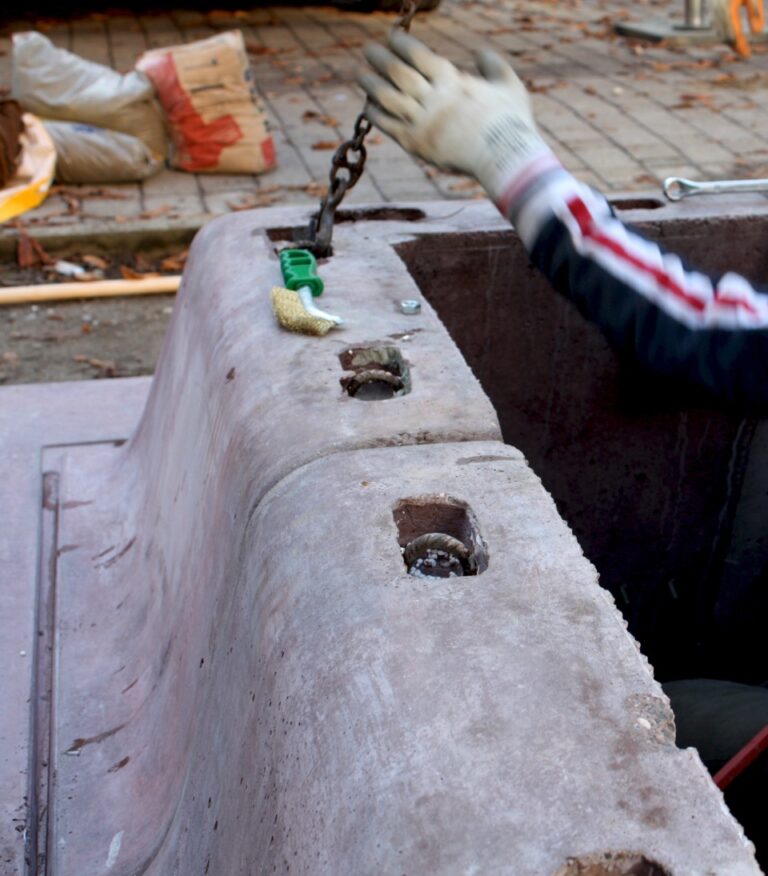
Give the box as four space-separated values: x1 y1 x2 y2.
137 30 276 175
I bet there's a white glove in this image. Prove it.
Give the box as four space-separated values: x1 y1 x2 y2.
360 31 556 211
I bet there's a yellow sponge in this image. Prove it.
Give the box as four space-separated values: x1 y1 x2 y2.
270 286 335 337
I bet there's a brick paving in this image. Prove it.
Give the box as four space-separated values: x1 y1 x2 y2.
2 0 768 231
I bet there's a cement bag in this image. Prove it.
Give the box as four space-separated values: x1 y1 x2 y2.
136 30 276 174
11 31 167 160
45 121 162 183
0 114 56 223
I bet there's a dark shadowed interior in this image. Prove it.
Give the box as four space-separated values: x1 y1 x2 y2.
396 215 768 687
395 214 768 864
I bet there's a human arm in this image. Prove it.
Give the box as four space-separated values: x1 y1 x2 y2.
359 32 768 409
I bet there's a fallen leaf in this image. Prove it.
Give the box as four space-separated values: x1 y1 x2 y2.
302 181 327 197
140 205 172 220
311 139 342 150
82 254 110 270
73 355 116 377
227 194 280 210
17 231 52 268
160 249 190 271
673 92 717 109
62 193 80 215
119 266 161 280
244 41 281 55
302 110 340 127
134 254 153 271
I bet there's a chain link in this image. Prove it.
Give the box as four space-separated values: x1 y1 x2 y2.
297 0 420 256
396 0 420 31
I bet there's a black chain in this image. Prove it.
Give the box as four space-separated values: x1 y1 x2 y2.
396 0 421 32
296 0 420 257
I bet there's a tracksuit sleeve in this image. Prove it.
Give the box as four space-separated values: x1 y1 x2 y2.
501 160 768 409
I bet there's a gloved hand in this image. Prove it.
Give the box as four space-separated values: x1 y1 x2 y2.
359 31 556 211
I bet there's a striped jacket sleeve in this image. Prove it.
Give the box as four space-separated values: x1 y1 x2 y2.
502 159 768 409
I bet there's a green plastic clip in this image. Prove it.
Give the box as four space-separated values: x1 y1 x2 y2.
279 248 324 298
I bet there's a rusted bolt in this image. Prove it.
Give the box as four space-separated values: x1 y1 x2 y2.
403 532 475 578
344 369 405 399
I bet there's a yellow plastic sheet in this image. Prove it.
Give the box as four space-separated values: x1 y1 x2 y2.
0 114 56 224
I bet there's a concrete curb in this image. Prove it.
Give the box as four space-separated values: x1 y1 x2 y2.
0 214 211 258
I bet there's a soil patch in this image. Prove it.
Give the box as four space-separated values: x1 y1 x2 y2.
0 248 184 384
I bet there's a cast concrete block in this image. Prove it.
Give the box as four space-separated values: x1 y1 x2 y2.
50 441 759 874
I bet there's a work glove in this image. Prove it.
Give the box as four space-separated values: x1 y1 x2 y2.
359 31 557 214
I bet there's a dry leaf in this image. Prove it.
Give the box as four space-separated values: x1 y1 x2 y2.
244 41 280 56
17 231 52 269
302 110 340 127
140 205 172 220
302 181 327 197
119 266 161 280
160 249 190 271
673 92 716 109
227 194 280 210
82 254 110 270
311 139 342 150
73 355 116 377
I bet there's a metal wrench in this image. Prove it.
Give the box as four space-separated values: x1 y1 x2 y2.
663 176 768 201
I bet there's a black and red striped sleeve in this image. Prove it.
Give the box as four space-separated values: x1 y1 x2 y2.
500 162 768 409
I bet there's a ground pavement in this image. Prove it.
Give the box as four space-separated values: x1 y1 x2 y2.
2 0 768 236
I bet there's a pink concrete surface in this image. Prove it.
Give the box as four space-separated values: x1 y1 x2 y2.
2 199 765 875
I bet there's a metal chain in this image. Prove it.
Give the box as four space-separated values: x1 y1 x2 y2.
297 0 420 257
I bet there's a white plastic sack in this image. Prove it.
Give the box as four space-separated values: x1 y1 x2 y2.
12 31 167 160
44 121 162 183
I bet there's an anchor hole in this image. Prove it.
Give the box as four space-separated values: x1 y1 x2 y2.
339 345 411 401
394 497 488 578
